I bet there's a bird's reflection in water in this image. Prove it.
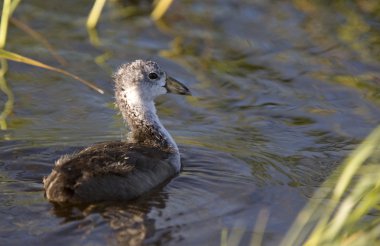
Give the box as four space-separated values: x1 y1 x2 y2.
49 185 170 245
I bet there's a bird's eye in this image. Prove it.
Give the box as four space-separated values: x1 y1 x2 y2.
148 73 159 80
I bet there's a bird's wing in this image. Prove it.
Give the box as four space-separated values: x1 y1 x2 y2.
44 141 175 203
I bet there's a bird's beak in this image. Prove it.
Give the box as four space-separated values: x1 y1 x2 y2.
165 76 191 96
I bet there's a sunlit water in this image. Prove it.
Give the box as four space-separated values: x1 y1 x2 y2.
1 1 380 245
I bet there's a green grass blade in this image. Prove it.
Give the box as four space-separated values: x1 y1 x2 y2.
0 49 104 94
151 0 174 21
250 209 270 246
87 0 107 29
0 0 11 48
9 0 21 16
332 129 379 200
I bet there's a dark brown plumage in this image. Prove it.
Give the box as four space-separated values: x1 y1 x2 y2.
44 141 176 203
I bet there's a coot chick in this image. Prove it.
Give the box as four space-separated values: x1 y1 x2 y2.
43 60 191 204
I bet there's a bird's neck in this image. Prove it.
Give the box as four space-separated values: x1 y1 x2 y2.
120 98 178 152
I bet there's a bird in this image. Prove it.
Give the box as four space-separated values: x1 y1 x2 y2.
43 60 191 204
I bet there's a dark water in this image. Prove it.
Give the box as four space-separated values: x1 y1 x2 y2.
1 0 380 245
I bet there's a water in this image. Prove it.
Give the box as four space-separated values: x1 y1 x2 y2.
1 0 380 245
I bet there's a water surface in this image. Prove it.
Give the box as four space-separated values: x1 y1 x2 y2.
1 1 380 245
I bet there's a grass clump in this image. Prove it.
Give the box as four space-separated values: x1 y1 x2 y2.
282 125 380 246
222 125 380 246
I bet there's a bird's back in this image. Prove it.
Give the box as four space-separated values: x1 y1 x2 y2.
43 141 177 204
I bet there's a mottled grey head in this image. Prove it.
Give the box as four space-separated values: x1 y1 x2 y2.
114 60 190 105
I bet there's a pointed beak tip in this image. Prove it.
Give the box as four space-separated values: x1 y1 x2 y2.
165 76 192 96
182 89 192 96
